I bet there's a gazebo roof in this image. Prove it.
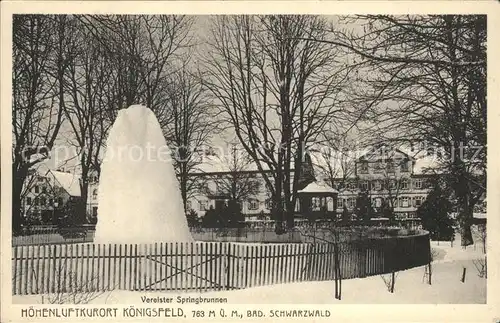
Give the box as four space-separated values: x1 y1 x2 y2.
297 182 338 195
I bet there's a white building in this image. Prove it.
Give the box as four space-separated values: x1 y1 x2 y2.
21 167 99 223
187 144 439 221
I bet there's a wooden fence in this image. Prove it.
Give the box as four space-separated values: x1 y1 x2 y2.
12 232 430 295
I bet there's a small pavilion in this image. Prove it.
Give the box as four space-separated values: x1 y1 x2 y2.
297 181 339 221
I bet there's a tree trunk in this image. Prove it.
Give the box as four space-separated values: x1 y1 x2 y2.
180 172 188 212
79 182 89 224
455 176 474 246
458 210 473 247
428 262 432 285
333 242 342 300
12 164 27 235
390 271 395 293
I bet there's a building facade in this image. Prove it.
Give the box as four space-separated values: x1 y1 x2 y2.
21 168 100 223
332 145 434 219
187 145 436 222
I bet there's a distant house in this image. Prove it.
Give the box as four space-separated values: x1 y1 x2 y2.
186 144 440 223
320 144 438 220
185 154 280 220
21 168 100 223
21 168 80 223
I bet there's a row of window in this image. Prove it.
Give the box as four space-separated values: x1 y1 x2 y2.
191 194 426 212
32 185 48 194
190 199 274 212
358 160 410 174
26 197 64 207
342 178 424 191
337 196 424 209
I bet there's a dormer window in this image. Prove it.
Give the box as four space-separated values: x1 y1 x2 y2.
359 162 369 174
401 160 409 172
248 199 259 211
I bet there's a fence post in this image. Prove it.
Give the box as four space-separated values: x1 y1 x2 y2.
461 267 466 283
226 243 232 290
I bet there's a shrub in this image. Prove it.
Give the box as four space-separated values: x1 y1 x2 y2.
355 191 374 224
186 208 199 227
341 205 350 225
202 206 219 228
417 182 454 241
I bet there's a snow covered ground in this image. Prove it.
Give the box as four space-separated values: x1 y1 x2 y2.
12 239 486 304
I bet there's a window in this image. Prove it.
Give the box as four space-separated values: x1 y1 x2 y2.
34 185 39 194
199 200 208 211
413 179 423 189
34 197 39 206
248 199 259 211
360 181 369 191
401 197 409 208
186 200 192 210
337 198 343 208
359 162 369 174
401 179 409 190
26 197 32 205
373 162 383 174
313 197 325 210
386 162 395 173
401 161 409 172
374 198 382 208
92 207 98 217
92 189 98 199
42 186 47 193
415 197 423 207
37 177 44 183
347 198 356 209
389 180 396 190
373 181 381 190
40 197 46 206
57 197 63 206
49 198 53 206
265 199 272 210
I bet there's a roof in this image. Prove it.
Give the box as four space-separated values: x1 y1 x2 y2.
298 182 338 195
48 170 81 197
189 144 441 178
310 145 441 177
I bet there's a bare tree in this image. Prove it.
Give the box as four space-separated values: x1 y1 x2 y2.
205 143 261 203
297 225 344 300
381 271 398 293
63 20 112 223
313 133 357 190
204 15 353 231
162 65 221 210
12 15 77 233
311 15 486 246
57 15 195 219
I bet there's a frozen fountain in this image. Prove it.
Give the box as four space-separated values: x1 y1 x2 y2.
94 105 193 244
